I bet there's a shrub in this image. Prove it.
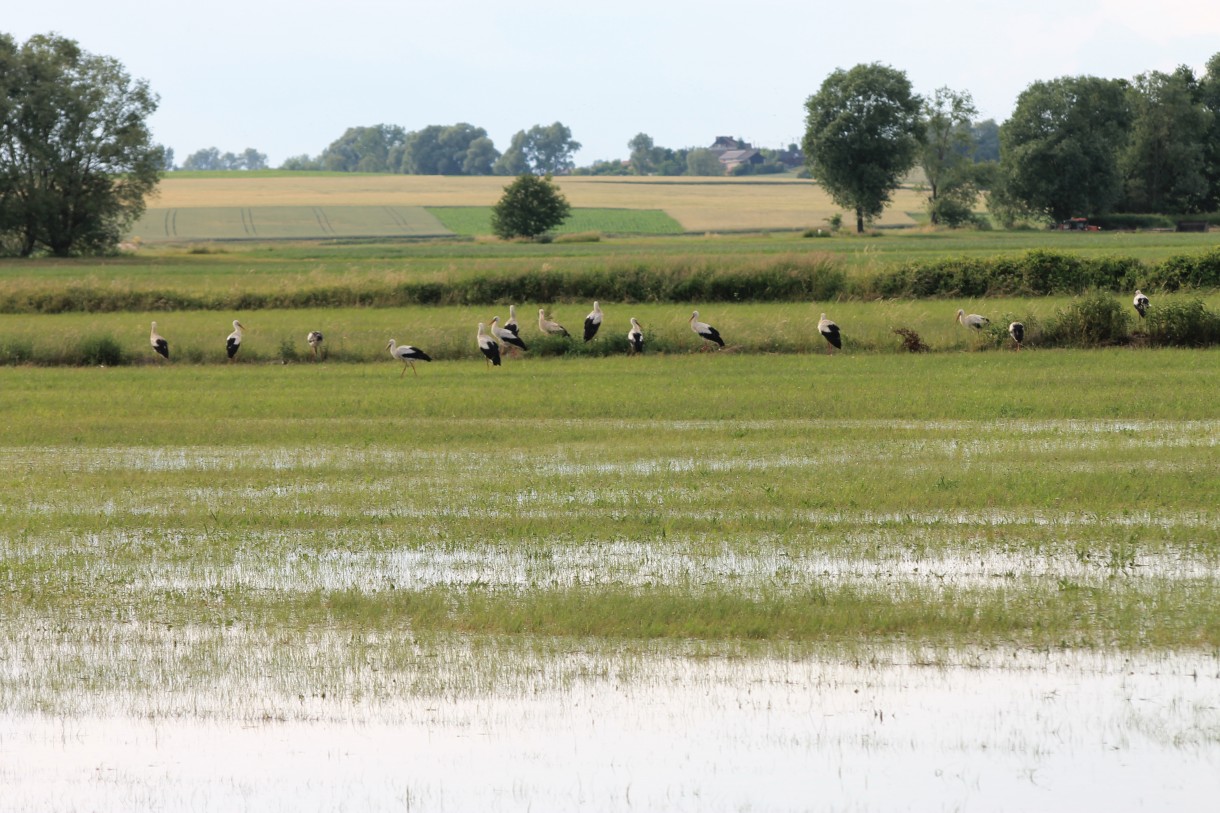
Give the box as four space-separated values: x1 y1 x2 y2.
0 338 34 364
1145 299 1220 346
1147 248 1220 291
279 338 301 363
1041 292 1131 347
76 334 127 366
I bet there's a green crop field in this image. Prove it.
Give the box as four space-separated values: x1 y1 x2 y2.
428 206 684 236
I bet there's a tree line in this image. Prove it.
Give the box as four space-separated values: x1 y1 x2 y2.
803 56 1220 232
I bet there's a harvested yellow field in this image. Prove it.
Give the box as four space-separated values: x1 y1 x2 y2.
148 174 924 232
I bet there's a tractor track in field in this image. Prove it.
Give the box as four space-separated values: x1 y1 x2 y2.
313 207 335 235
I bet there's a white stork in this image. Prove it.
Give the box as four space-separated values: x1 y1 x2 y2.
584 301 604 342
818 313 842 354
1008 321 1025 351
956 308 990 331
491 316 527 354
538 309 571 338
226 320 244 361
504 304 520 337
690 310 724 350
149 322 169 360
627 318 644 355
477 322 502 367
1133 290 1150 319
386 339 431 377
306 331 324 360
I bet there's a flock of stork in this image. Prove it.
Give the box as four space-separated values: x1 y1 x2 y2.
146 290 1155 373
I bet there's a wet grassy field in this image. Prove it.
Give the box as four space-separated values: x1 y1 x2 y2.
3 351 1216 647
3 221 1219 809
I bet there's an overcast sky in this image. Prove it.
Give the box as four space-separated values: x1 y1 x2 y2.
9 1 1220 167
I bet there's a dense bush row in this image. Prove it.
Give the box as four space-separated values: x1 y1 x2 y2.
869 248 1220 298
971 292 1220 350
2 249 1218 315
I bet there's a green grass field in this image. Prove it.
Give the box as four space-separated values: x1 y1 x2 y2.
1 352 1217 649
428 206 683 236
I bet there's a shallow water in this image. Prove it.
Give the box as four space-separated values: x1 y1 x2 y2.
2 641 1217 812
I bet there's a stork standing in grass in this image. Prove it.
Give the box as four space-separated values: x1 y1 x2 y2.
477 322 502 367
1133 290 1150 319
150 322 169 361
490 316 527 355
627 318 644 355
538 309 570 338
818 313 842 354
226 320 244 362
386 339 431 377
306 331 324 360
956 308 990 332
504 304 520 337
584 301 604 342
690 310 724 350
1008 321 1025 351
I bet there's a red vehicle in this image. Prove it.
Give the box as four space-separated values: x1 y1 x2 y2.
1057 217 1100 231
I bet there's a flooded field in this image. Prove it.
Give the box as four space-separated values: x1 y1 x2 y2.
3 633 1218 812
1 356 1218 809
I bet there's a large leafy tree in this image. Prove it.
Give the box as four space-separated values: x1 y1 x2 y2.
495 122 581 175
0 33 163 256
802 63 923 233
319 124 406 173
490 173 570 239
997 75 1132 223
1199 52 1220 211
920 87 979 225
402 123 498 175
1120 67 1210 214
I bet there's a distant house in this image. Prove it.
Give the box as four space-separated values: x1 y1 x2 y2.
710 136 751 155
718 149 764 172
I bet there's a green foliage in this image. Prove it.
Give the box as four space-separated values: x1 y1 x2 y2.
871 250 1145 298
1120 68 1210 214
181 147 268 172
317 124 407 173
1041 291 1131 347
921 87 980 226
75 334 127 366
493 122 581 175
999 75 1132 222
0 33 163 257
685 148 724 176
1146 248 1220 290
0 338 33 364
803 63 923 233
402 123 499 175
490 174 572 239
1145 298 1220 346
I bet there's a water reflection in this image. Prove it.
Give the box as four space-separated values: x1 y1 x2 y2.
2 639 1217 812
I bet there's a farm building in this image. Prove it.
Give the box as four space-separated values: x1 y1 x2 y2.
718 149 764 172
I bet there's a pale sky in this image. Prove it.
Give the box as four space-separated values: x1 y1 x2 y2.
8 1 1220 167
